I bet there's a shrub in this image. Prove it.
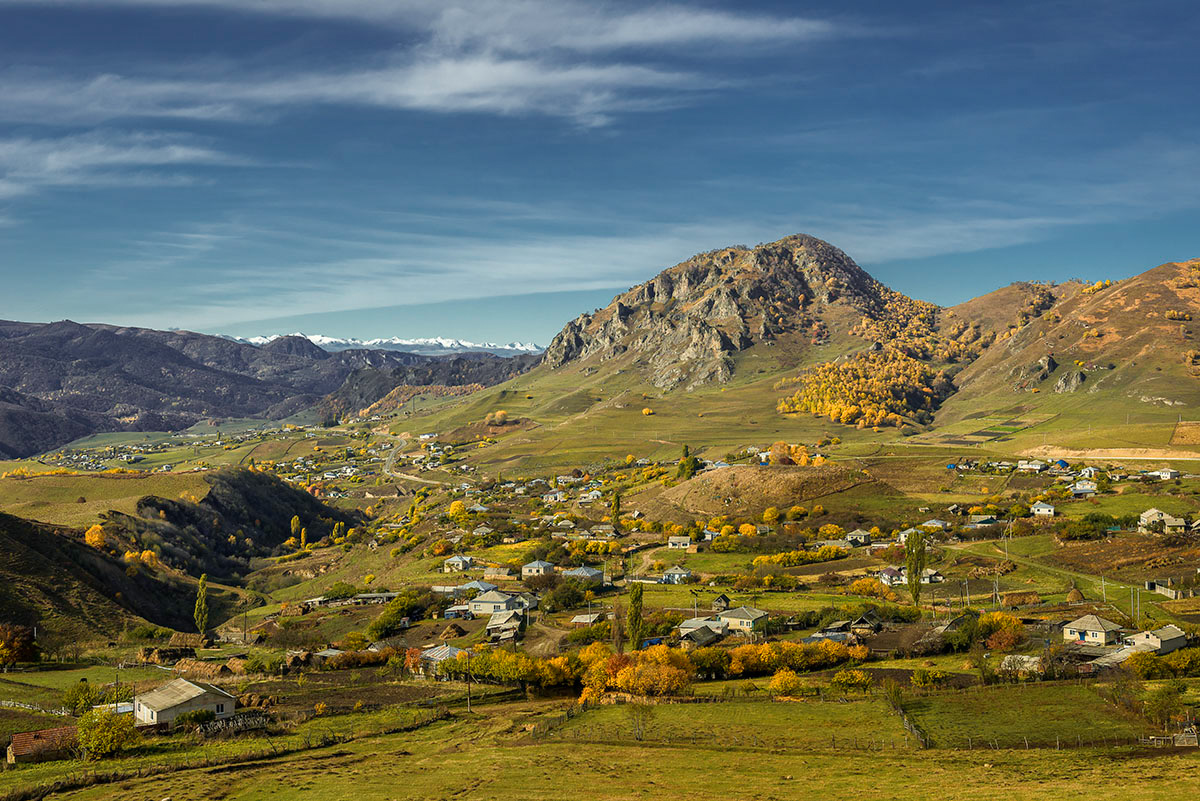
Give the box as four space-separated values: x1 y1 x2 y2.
830 668 873 692
173 709 216 728
76 707 139 759
910 668 950 688
768 667 805 697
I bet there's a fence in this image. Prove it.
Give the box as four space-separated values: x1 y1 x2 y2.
0 700 71 717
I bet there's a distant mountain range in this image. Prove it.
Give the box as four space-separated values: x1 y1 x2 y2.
224 333 544 357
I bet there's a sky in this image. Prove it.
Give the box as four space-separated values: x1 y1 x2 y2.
0 1 1198 345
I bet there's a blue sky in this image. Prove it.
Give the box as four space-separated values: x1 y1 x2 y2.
0 1 1198 344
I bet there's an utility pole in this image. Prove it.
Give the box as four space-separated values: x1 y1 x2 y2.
465 650 472 714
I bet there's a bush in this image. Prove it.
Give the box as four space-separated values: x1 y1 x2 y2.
768 667 805 697
910 668 950 688
173 708 216 728
830 668 873 692
76 707 139 759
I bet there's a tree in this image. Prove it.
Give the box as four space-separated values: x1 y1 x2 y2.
0 624 37 669
1143 679 1187 729
768 667 804 697
627 582 644 649
194 573 209 634
76 707 139 759
290 515 301 538
300 527 308 549
905 529 926 606
84 524 106 549
762 506 781 525
626 702 655 741
611 491 621 530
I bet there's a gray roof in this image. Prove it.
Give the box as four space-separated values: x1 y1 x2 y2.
523 560 554 569
720 605 767 621
1066 614 1122 633
136 678 233 712
563 565 603 577
472 589 514 604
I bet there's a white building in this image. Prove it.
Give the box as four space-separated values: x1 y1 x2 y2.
134 679 235 726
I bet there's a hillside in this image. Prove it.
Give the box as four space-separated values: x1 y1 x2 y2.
934 259 1200 447
100 468 361 580
0 512 240 637
0 321 533 457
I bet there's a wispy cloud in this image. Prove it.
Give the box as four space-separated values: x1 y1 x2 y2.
0 2 848 127
0 130 246 198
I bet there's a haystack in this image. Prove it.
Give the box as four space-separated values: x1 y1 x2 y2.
1001 591 1041 608
440 623 467 640
1066 588 1085 603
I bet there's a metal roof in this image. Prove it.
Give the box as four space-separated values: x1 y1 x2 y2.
135 678 233 712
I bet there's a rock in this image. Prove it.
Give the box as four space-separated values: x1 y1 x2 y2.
1054 370 1086 393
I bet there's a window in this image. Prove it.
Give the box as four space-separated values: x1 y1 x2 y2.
216 704 224 713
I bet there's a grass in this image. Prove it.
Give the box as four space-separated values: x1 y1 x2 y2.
904 682 1156 748
554 696 910 750
0 665 166 708
0 471 209 528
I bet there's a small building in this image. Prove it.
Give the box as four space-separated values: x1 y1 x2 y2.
521 559 555 579
878 566 905 587
541 490 567 504
1063 614 1122 646
897 527 922 544
1150 468 1182 481
571 612 606 627
459 580 498 595
667 535 692 549
418 644 463 677
1017 459 1048 473
1070 480 1098 498
677 615 728 638
1125 624 1188 655
1139 508 1186 534
845 529 872 546
711 593 732 612
562 565 604 584
483 566 515 580
134 678 235 726
718 606 768 634
1031 501 1055 518
660 565 693 585
468 589 519 616
486 609 525 642
6 726 77 764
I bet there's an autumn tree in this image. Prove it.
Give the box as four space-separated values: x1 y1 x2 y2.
84 524 106 549
0 624 37 669
194 573 209 634
762 506 780 525
905 530 926 606
290 515 301 538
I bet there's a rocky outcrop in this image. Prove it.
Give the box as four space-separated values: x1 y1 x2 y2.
542 234 894 390
1054 370 1086 393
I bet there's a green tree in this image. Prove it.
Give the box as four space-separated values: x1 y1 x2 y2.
905 530 926 607
194 573 209 634
290 515 301 538
627 582 644 649
1143 679 1187 729
76 707 139 759
611 491 621 528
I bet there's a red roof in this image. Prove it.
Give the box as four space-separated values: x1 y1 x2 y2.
9 726 77 756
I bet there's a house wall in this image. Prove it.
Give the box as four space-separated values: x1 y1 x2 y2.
1063 627 1117 645
135 693 232 726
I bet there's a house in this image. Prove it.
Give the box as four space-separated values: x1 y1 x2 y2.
1150 468 1182 481
580 490 603 502
845 529 872 546
521 559 555 579
459 580 499 595
366 635 409 652
443 604 472 619
443 555 475 573
878 566 905 587
667 535 692 549
468 589 519 616
850 611 882 634
6 726 77 764
921 519 951 531
472 525 495 537
512 591 539 611
483 566 515 581
677 615 728 638
486 609 525 642
1063 614 1122 646
1031 501 1055 518
1079 466 1100 480
711 594 732 612
660 565 693 585
468 503 489 513
968 514 999 526
718 606 768 634
1139 508 1186 534
134 678 235 726
680 625 723 648
1125 624 1188 655
1069 480 1098 498
562 565 604 584
418 644 463 677
1017 459 1048 473
897 527 921 544
541 490 567 503
919 568 945 584
571 612 606 627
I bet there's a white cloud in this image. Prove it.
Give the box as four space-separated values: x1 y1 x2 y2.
0 130 246 197
0 2 847 126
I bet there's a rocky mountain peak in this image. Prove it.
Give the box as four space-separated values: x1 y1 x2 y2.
542 233 893 390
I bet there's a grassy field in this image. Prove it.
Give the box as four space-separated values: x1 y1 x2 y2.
0 471 210 528
0 665 167 707
554 697 911 750
22 701 1198 801
904 682 1156 748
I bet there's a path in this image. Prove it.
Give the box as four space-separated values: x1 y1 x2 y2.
382 434 451 486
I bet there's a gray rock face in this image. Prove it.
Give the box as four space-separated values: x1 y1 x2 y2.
1054 370 1086 393
542 234 892 390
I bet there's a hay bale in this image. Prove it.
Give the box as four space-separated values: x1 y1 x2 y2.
225 657 249 675
1001 591 1041 608
440 623 467 640
175 658 232 679
169 632 212 648
1066 588 1085 603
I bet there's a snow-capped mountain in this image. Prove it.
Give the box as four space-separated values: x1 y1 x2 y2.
226 332 543 357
